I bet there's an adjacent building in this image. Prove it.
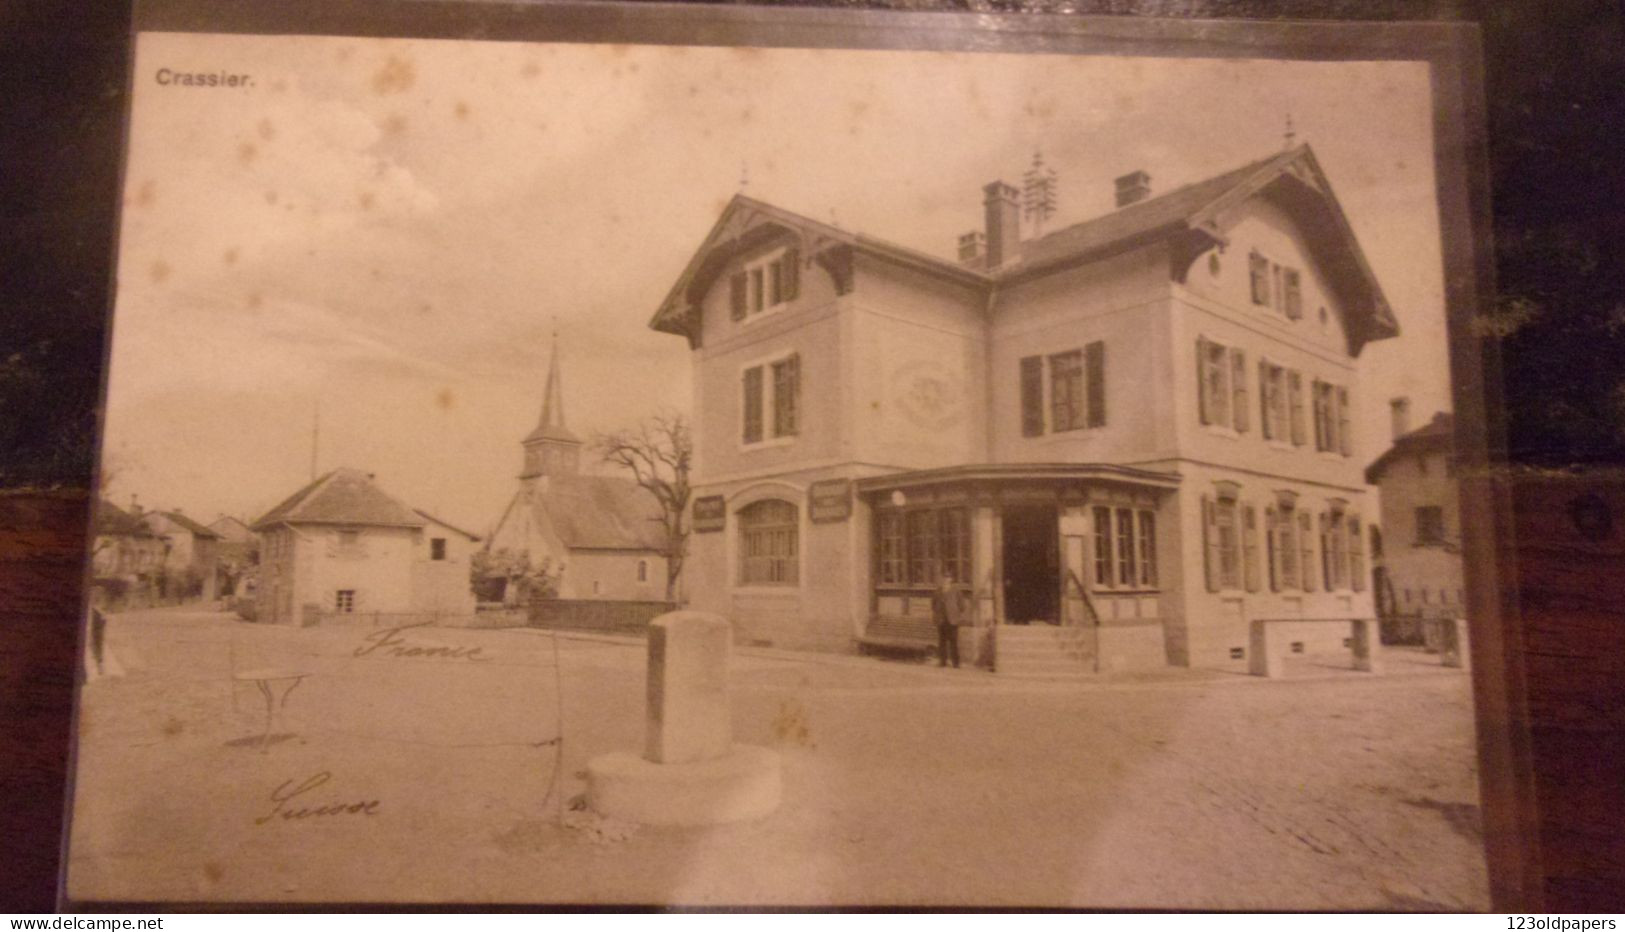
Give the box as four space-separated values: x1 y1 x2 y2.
649 144 1398 669
483 342 669 602
250 468 479 624
90 499 165 605
143 510 222 601
1365 406 1463 622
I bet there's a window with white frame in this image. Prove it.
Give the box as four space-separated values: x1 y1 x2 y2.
739 499 798 586
1197 338 1248 432
1259 362 1288 441
1312 379 1353 455
335 589 355 613
1092 505 1157 590
1202 485 1243 591
728 248 800 321
741 352 800 445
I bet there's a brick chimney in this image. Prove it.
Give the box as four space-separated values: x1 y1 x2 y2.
1390 397 1412 441
957 231 986 268
1114 170 1151 208
983 181 1020 268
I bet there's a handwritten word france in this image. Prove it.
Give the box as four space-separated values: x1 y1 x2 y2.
255 772 379 825
352 622 488 662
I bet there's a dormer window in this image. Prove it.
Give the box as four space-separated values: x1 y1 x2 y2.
728 247 800 322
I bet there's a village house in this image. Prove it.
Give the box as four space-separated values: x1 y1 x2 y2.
90 498 165 606
142 509 222 601
251 468 479 624
482 342 669 603
649 143 1398 671
208 514 258 597
1365 406 1463 633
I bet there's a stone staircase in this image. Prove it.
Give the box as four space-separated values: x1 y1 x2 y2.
994 624 1095 677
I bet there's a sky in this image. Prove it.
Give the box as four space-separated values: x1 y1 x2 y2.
102 31 1450 534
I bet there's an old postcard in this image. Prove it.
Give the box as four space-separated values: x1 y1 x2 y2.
67 1 1493 908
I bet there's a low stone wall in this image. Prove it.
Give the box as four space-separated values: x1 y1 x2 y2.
298 609 525 630
528 598 677 637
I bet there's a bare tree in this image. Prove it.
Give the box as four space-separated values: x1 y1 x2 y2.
593 411 692 603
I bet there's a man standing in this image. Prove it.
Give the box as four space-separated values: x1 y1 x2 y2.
932 572 965 669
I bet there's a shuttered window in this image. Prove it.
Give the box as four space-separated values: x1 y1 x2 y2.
1020 356 1044 437
1202 495 1220 592
733 248 800 322
1198 338 1231 427
1260 363 1287 441
1350 516 1366 592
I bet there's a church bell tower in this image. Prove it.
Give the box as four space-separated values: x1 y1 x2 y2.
520 338 581 483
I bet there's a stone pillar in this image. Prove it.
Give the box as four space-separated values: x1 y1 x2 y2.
973 505 998 626
587 610 781 826
1351 618 1383 673
1247 620 1282 678
645 612 732 764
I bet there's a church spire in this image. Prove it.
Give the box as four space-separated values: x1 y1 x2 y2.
520 333 581 481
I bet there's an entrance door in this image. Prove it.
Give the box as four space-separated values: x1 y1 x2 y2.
1002 504 1059 624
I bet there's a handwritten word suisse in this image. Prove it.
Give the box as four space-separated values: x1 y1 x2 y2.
255 771 379 825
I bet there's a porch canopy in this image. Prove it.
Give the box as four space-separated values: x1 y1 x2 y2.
854 463 1182 628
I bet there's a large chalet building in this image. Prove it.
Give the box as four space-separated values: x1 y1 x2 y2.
649 144 1398 670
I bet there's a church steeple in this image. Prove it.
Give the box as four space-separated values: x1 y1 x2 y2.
520 336 581 482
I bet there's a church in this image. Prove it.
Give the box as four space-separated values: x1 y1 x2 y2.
648 144 1396 671
482 343 670 602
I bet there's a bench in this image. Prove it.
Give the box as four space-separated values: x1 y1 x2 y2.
1247 617 1381 678
856 616 937 659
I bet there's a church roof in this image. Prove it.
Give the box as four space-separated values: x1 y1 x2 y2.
531 474 666 552
250 468 427 531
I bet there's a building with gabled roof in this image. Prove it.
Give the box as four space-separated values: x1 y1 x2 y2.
651 143 1398 670
142 509 222 601
483 341 668 602
250 468 478 624
1365 406 1462 624
91 499 165 601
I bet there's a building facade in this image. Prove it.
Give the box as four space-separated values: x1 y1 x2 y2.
143 510 222 601
482 342 670 602
650 145 1398 670
251 468 479 624
1365 408 1463 621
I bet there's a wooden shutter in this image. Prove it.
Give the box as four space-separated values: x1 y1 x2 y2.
729 272 747 321
742 367 763 443
1258 361 1272 440
1231 349 1249 432
1336 387 1352 456
1249 252 1269 304
1284 268 1303 319
1196 339 1211 425
1020 356 1044 437
1242 505 1260 593
1298 511 1316 592
1085 340 1106 428
1265 507 1279 592
1201 495 1219 593
1288 372 1305 446
781 249 800 301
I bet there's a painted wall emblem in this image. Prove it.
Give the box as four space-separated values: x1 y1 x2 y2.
889 359 964 431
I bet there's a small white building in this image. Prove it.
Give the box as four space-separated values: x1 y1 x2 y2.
251 468 479 624
1365 408 1463 620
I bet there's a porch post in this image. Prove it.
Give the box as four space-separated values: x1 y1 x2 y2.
975 505 1000 625
1060 504 1089 626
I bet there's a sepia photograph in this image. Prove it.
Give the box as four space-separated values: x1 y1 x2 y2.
66 6 1490 908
